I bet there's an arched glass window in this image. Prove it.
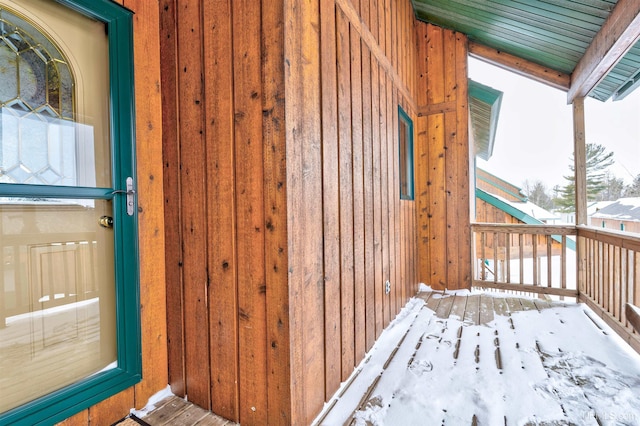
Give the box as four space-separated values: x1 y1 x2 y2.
0 7 77 185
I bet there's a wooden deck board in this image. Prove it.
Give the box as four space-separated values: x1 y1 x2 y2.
493 297 509 316
479 294 495 324
316 291 619 425
143 397 191 424
505 297 523 313
449 294 468 320
435 294 455 319
463 295 480 325
519 297 537 311
424 292 442 312
533 298 551 311
118 397 237 426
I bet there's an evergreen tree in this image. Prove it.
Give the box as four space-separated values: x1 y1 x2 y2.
624 174 640 197
555 143 614 212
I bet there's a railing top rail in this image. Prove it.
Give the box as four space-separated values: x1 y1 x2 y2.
471 222 577 235
577 224 640 251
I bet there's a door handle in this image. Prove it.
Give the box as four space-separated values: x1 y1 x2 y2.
99 216 114 228
110 177 136 216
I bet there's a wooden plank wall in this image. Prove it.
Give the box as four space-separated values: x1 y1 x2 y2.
292 0 419 423
58 0 168 424
159 1 469 426
160 0 421 424
415 22 471 291
160 1 289 425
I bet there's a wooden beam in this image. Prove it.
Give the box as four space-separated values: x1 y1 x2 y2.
573 97 587 226
468 41 570 91
335 0 417 113
417 100 456 117
568 0 640 103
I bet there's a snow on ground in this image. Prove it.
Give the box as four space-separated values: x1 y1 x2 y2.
315 290 640 426
130 385 175 418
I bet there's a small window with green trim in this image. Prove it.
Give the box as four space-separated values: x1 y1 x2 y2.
0 0 139 424
398 106 414 200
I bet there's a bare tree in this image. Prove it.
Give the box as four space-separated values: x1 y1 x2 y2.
522 180 554 210
624 174 640 197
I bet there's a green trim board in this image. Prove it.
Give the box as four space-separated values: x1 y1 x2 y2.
0 0 140 424
398 106 415 200
476 188 576 251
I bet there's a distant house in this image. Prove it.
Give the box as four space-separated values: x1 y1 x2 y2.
475 168 563 226
560 201 615 225
476 187 563 226
591 198 640 234
476 168 527 203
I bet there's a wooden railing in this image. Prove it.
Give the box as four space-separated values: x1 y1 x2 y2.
471 223 578 298
471 223 640 352
577 226 640 352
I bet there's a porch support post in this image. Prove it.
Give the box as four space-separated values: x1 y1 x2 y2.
573 96 587 296
573 97 587 225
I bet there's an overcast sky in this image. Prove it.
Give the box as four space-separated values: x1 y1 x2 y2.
469 57 640 194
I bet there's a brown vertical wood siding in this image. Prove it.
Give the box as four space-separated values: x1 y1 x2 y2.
160 0 423 423
415 22 471 291
161 1 289 424
312 1 421 422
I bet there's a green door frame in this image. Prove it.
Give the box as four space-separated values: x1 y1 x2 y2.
0 0 140 424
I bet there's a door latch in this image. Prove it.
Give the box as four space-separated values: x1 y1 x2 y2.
111 177 136 216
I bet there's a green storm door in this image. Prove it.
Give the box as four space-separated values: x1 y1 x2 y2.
0 0 140 422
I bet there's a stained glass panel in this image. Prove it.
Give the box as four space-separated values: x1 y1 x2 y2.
0 5 108 187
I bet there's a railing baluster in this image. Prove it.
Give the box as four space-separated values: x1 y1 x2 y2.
506 235 511 284
493 232 498 284
519 233 524 285
532 235 538 286
547 235 552 288
481 232 487 281
561 235 567 294
583 238 597 297
622 248 628 325
614 246 621 321
633 251 640 312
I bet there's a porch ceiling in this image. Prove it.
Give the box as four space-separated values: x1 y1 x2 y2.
412 0 640 102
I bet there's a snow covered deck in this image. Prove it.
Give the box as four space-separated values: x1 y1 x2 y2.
314 290 640 425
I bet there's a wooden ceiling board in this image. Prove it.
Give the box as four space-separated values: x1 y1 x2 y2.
413 0 640 101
